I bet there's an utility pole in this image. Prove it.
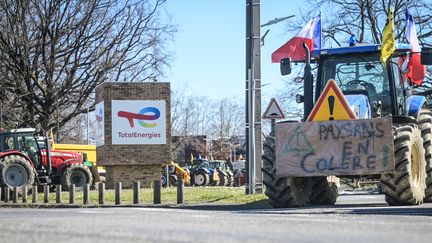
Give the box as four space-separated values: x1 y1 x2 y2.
245 0 262 194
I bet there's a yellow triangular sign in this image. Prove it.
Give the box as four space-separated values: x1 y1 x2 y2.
307 79 357 121
263 98 285 119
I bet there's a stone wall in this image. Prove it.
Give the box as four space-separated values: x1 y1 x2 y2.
105 164 161 188
95 82 171 188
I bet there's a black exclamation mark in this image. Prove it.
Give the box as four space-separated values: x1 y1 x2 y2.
328 96 335 120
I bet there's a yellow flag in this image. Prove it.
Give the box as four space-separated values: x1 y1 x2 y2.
381 9 395 64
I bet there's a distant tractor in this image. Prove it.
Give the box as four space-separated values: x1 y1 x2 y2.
0 128 94 193
161 161 191 187
208 161 234 186
190 159 220 186
264 43 432 207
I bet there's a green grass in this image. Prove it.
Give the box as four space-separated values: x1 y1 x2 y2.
32 187 268 206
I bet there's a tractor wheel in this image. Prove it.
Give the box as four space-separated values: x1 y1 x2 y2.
227 172 234 187
0 155 34 194
169 175 178 186
381 125 427 205
218 172 228 186
61 163 93 191
309 176 338 205
194 171 210 186
417 109 432 202
161 175 168 187
262 136 313 208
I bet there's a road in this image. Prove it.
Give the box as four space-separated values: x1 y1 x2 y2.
0 193 431 243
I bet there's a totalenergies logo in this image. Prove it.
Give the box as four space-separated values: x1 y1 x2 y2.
118 107 160 128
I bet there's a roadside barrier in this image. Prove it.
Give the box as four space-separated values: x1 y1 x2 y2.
154 180 161 204
22 186 27 203
70 185 75 204
44 185 49 203
56 185 62 203
177 178 184 204
32 186 37 203
115 182 122 205
98 183 105 205
133 181 140 204
0 180 187 206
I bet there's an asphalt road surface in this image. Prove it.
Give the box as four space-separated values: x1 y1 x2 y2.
0 193 431 243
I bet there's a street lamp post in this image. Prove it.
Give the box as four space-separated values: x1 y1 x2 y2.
246 0 261 195
246 1 295 195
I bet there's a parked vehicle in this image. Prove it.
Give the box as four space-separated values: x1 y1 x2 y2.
0 128 95 193
190 159 220 186
265 42 432 207
208 161 234 186
161 161 191 187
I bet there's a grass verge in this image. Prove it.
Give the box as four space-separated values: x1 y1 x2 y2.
32 187 268 206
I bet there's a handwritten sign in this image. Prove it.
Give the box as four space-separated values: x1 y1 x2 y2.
275 117 395 177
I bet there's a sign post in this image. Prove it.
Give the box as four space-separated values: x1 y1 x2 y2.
263 98 285 136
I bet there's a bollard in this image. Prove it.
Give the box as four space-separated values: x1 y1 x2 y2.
32 186 38 203
4 187 10 203
43 185 49 203
56 185 62 204
165 164 170 188
13 187 18 203
115 182 122 205
69 184 75 204
133 181 140 204
83 184 90 205
98 182 105 205
22 186 27 203
153 180 161 204
177 178 184 204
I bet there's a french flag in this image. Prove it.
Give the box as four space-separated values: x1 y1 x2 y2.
406 8 426 85
272 16 321 63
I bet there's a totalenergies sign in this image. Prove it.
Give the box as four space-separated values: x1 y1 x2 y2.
111 100 166 145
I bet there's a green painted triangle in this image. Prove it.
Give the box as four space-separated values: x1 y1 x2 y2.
282 125 315 158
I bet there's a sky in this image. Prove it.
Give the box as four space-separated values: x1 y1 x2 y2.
164 0 306 103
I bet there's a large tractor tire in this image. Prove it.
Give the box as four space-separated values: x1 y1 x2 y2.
169 175 178 186
218 171 228 186
417 109 432 202
381 125 427 205
262 136 313 208
193 170 210 186
0 155 34 194
309 176 338 205
227 172 234 187
61 163 93 191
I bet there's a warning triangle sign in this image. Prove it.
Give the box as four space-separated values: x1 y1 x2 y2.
263 98 285 119
307 79 356 121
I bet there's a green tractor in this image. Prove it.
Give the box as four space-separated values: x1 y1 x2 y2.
208 160 234 187
263 43 432 207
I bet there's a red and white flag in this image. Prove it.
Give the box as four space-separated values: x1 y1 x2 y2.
406 8 426 85
272 16 321 63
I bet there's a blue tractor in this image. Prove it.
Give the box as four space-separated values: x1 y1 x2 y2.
190 159 220 186
263 43 432 207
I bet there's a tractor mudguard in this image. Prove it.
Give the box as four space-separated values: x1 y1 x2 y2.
200 168 211 175
407 95 426 118
55 158 81 177
0 152 35 168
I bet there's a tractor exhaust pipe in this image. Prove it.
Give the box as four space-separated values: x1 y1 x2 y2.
303 43 313 120
44 131 52 175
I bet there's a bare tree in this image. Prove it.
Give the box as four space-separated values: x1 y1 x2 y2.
0 0 175 132
210 97 243 138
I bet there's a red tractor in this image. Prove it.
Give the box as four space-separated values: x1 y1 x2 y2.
0 128 94 192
